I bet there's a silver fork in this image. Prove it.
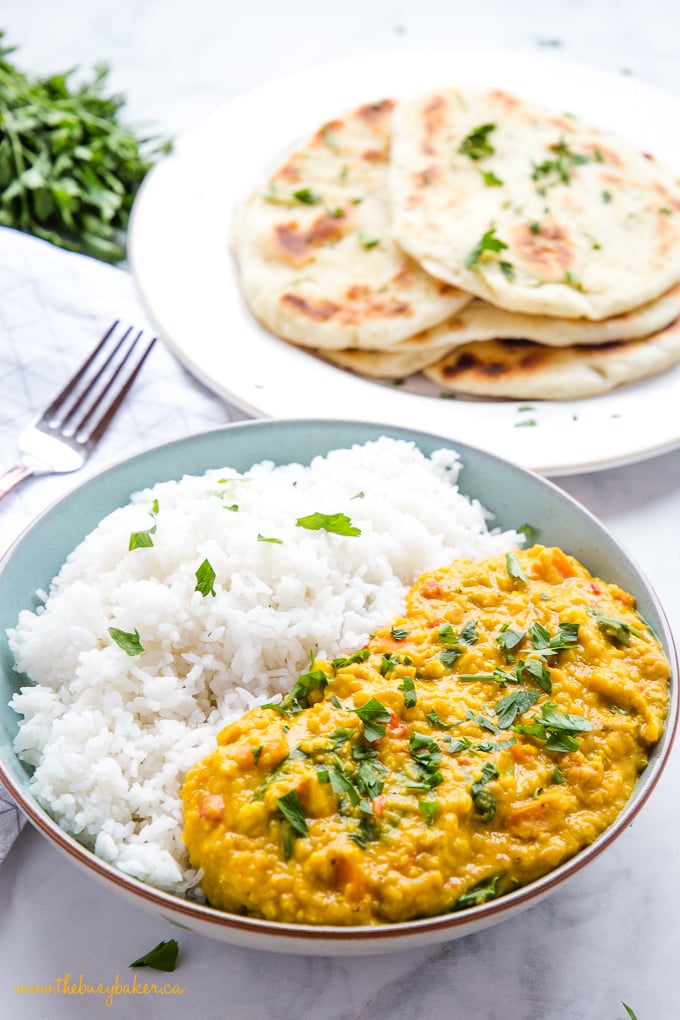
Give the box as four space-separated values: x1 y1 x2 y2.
0 321 157 501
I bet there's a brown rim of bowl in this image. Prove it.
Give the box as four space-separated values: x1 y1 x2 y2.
2 620 677 945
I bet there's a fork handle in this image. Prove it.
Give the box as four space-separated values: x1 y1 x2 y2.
0 464 34 501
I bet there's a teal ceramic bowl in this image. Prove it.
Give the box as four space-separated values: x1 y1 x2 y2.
0 419 677 955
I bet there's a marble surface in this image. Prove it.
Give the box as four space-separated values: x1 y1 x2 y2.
1 1 679 1017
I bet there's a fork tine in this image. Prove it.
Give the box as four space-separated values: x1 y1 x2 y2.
41 321 123 424
68 326 143 436
85 334 156 448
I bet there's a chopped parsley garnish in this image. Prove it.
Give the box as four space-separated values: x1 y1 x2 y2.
480 169 504 187
466 709 501 734
517 657 552 693
443 735 472 753
277 789 308 836
494 688 540 728
465 227 513 278
471 762 499 821
296 511 361 536
257 533 283 544
458 122 497 160
531 137 591 190
517 522 538 541
391 626 409 641
419 800 438 826
194 558 216 597
282 668 329 712
129 938 179 972
251 745 264 765
459 620 479 644
358 231 380 249
406 732 444 790
497 626 526 652
458 667 519 686
514 702 593 752
352 697 391 742
293 188 321 204
427 708 453 730
380 652 400 677
129 523 156 549
506 551 529 585
399 676 417 708
331 648 370 671
328 763 361 807
529 620 579 654
452 873 504 910
108 626 144 656
590 608 641 646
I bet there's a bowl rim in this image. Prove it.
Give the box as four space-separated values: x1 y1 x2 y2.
1 417 677 947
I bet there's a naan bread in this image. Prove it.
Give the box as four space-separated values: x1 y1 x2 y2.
424 317 680 399
317 281 680 379
232 99 470 350
319 332 457 378
389 87 680 320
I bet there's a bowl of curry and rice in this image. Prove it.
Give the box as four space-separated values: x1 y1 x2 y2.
0 419 676 954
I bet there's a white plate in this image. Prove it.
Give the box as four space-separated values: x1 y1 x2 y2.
128 48 680 477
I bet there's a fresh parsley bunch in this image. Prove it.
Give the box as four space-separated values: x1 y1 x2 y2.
0 31 171 262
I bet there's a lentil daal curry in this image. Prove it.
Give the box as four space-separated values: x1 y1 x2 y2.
181 546 670 925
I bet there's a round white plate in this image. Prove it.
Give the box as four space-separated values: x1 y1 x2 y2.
128 48 680 477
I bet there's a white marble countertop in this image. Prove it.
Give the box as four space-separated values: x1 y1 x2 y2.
1 2 679 1017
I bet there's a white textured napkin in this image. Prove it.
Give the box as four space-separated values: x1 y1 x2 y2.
0 226 249 863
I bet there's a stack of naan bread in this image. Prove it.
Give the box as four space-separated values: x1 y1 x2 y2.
231 87 680 399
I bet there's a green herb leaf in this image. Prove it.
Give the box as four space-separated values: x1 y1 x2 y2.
293 187 321 204
458 122 497 160
398 676 417 708
353 697 391 742
129 524 156 550
471 762 499 820
497 627 526 652
480 169 504 187
459 620 479 645
358 230 380 249
531 137 591 190
419 800 438 825
108 626 144 656
277 789 308 837
495 689 540 728
506 551 529 585
391 626 409 641
257 533 283 544
590 608 640 646
465 226 510 270
452 873 504 910
0 33 171 262
282 668 329 711
514 702 593 751
296 512 361 536
329 764 361 806
517 656 552 693
427 708 452 730
194 558 216 597
129 938 179 972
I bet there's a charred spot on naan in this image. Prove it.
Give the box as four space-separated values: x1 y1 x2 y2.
281 288 415 326
511 221 576 280
273 210 352 266
280 294 341 322
356 98 396 127
420 93 450 155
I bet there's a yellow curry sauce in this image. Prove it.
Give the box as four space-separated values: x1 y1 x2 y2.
181 546 670 925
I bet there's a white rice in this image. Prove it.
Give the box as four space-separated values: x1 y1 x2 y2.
8 437 522 893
